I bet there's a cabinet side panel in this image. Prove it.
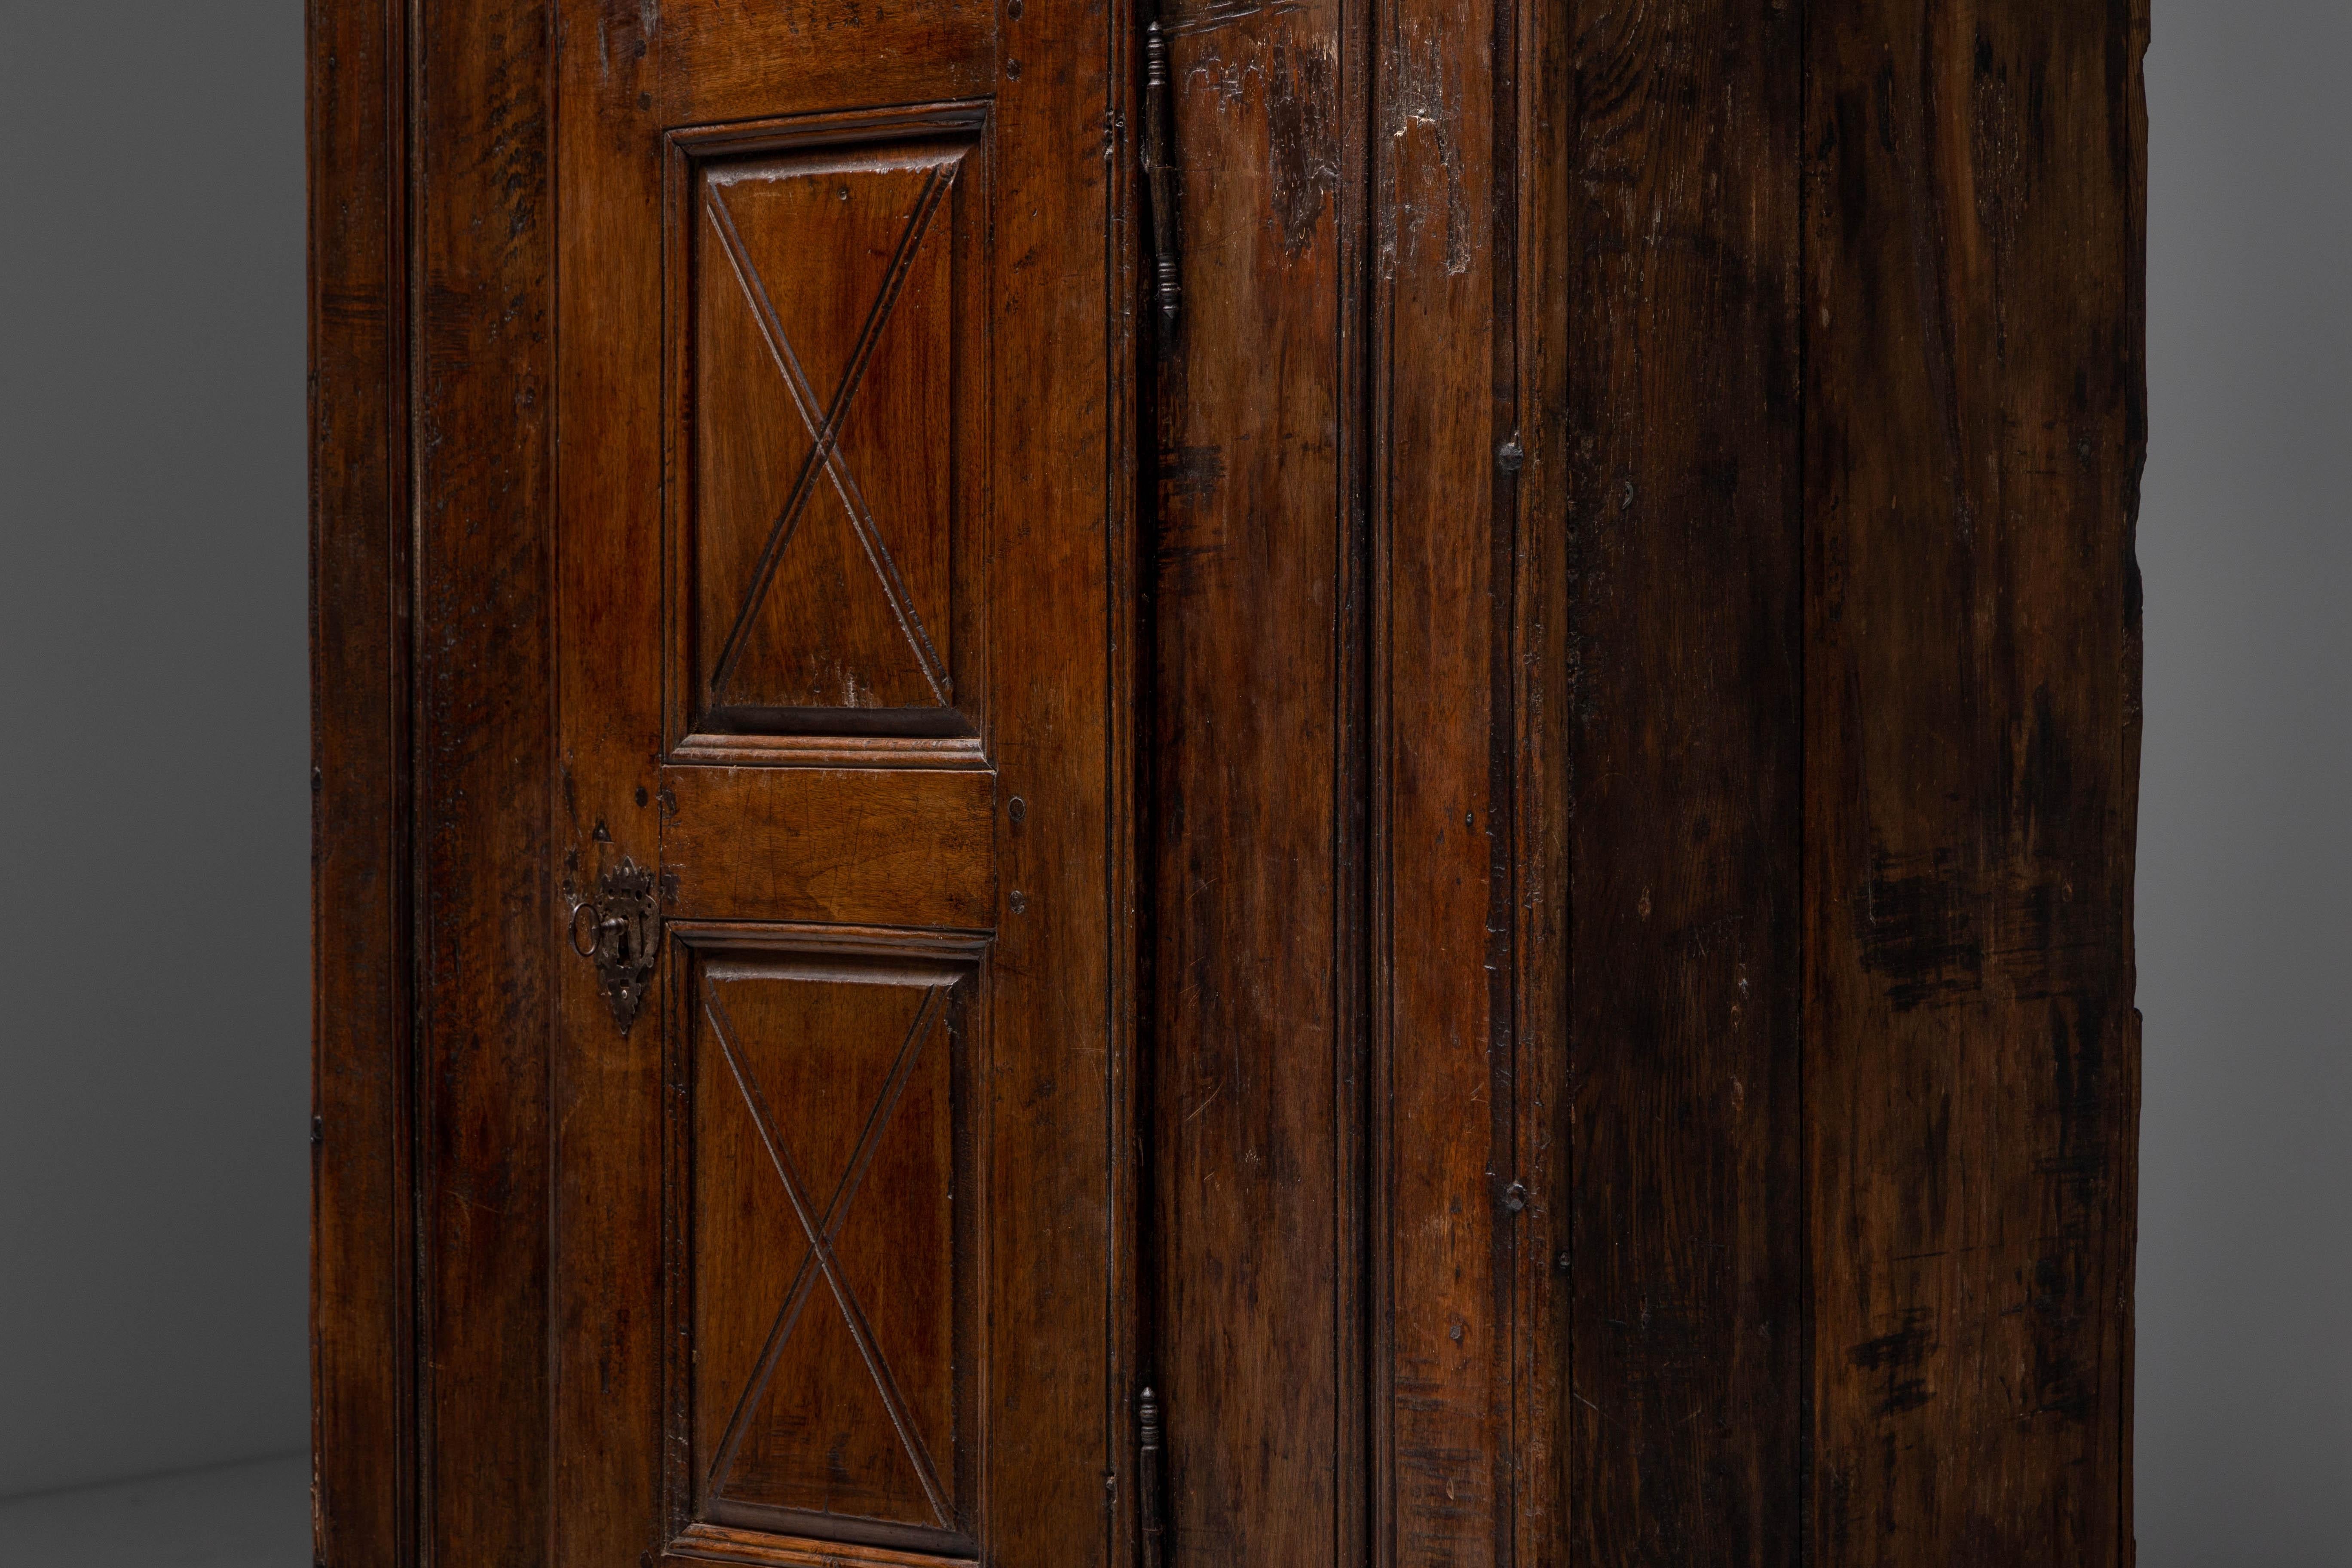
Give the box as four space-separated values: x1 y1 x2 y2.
1802 0 2147 1560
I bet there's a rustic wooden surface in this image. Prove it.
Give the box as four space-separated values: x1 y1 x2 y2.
1802 0 2148 1560
1371 0 1518 1560
662 768 997 930
545 0 667 1559
977 0 1134 1547
406 0 559 1561
1145 2 1361 1564
318 0 1133 1562
313 0 2146 1559
1559 3 1806 1563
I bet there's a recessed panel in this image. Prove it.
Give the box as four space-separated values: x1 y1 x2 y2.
681 936 978 1555
673 113 988 749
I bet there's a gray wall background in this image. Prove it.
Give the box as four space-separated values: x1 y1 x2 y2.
0 0 310 1500
2136 1 2352 1558
0 0 2343 1556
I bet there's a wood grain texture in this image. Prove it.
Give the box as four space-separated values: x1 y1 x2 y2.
312 0 2149 1557
408 0 557 1560
1560 4 1806 1563
982 0 1130 1555
661 0 994 126
308 0 409 1562
532 6 1129 1567
686 133 979 728
1371 0 1517 1563
691 951 976 1547
1146 3 1358 1565
661 766 995 930
548 0 668 1561
1802 0 2147 1561
669 1522 983 1568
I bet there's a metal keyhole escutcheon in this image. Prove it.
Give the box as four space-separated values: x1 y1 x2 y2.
569 855 660 1033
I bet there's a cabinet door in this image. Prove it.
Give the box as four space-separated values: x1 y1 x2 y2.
546 8 1133 1568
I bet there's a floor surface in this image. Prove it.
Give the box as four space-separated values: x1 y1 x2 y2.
0 1452 309 1565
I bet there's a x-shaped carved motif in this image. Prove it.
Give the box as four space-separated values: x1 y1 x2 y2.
701 974 955 1527
702 170 954 708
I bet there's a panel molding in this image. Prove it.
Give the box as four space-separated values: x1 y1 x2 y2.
665 1520 979 1568
664 103 995 763
663 923 992 1561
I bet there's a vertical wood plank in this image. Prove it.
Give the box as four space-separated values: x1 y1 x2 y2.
1371 0 1516 1562
1802 0 2147 1561
1562 1 1804 1562
410 0 556 1558
548 0 668 1563
987 0 1127 1559
1148 3 1359 1565
309 0 410 1562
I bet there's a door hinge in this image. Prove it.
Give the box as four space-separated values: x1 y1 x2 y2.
568 854 661 1033
1138 1385 1166 1568
1140 12 1181 331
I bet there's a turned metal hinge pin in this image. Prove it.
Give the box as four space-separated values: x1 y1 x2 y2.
1138 1385 1167 1568
1140 15 1181 330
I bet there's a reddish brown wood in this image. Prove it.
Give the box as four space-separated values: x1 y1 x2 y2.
545 1 668 1562
680 120 987 732
1802 0 2148 1560
975 0 1135 1550
531 3 1135 1568
317 1 1133 1565
680 935 983 1550
407 0 558 1560
661 767 996 929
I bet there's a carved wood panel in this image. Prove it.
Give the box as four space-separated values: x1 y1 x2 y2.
674 931 982 1555
670 112 989 751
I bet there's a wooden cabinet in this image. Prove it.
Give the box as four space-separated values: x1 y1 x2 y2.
310 1 2145 1563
